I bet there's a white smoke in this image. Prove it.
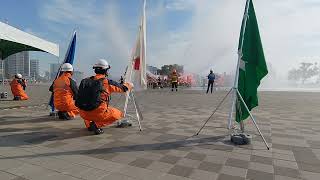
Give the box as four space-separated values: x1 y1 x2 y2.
37 0 320 87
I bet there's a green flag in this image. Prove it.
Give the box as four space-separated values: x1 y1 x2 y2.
236 0 268 122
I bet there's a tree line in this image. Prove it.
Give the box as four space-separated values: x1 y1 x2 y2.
288 62 319 84
157 64 184 76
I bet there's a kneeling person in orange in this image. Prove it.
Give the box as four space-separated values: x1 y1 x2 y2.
10 74 29 100
76 59 132 135
49 63 79 120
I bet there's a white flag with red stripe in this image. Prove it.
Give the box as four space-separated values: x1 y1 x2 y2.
126 0 147 90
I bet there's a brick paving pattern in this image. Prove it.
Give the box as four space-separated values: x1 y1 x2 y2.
0 86 320 180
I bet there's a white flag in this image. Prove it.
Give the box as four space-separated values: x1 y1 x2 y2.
126 0 147 91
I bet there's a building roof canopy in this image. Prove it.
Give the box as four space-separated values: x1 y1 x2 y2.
0 21 59 59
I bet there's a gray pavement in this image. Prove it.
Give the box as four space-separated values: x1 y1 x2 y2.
0 86 320 180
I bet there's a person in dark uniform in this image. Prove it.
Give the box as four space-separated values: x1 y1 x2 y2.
157 77 162 88
207 70 215 94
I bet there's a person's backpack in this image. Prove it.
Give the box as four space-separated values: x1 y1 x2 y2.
75 77 107 111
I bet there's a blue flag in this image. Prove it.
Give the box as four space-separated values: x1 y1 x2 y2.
49 31 77 110
63 31 77 65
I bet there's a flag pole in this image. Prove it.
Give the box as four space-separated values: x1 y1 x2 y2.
131 90 143 131
122 0 146 128
123 63 133 117
196 0 269 150
227 52 241 130
229 0 269 150
228 0 250 131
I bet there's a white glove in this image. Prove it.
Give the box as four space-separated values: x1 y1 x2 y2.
127 82 134 88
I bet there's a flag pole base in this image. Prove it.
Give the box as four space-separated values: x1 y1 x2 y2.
230 133 252 145
116 119 133 128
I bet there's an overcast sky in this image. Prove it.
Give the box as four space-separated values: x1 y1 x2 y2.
1 0 320 78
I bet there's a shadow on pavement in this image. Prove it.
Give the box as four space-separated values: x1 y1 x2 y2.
0 127 92 147
0 116 58 126
0 126 51 133
0 99 13 102
0 135 232 160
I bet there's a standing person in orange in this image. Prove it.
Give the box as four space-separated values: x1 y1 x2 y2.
10 73 29 100
76 59 133 135
49 63 79 120
170 69 178 91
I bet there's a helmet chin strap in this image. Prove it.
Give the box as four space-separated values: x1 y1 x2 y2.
105 66 111 76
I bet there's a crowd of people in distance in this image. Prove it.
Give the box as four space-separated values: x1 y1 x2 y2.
147 69 225 94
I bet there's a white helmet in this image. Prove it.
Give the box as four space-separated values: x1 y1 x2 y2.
15 73 22 79
61 63 74 72
93 59 110 69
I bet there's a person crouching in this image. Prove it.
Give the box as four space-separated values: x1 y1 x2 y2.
10 74 29 100
76 59 133 135
49 63 79 120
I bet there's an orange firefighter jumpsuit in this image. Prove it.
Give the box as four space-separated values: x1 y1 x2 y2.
51 72 79 118
80 74 132 128
171 72 178 89
10 79 29 100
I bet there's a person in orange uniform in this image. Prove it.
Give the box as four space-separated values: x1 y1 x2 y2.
10 74 29 100
171 69 178 91
49 63 79 120
76 59 133 135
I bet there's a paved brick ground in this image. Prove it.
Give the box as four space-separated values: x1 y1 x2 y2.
0 87 320 180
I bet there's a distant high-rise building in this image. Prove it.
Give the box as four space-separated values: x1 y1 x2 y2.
44 71 50 81
4 51 29 78
0 61 4 79
73 71 84 84
30 59 40 80
50 63 60 81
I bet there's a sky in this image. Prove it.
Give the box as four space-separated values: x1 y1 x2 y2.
1 0 320 79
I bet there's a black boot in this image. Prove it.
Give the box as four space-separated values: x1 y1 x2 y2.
89 121 104 135
58 111 71 120
57 111 64 119
95 128 104 135
87 126 93 131
13 96 21 100
64 113 72 120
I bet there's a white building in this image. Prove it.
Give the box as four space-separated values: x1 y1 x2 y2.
30 59 39 80
4 51 29 78
0 61 4 79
